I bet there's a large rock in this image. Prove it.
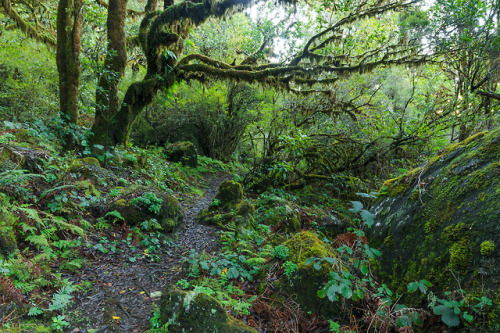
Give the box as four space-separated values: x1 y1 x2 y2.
370 129 499 302
159 287 257 332
68 157 117 183
212 180 243 211
261 231 341 318
163 141 198 167
108 186 183 232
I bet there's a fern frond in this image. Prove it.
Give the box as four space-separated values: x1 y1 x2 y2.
16 205 44 225
26 234 50 248
0 169 45 186
79 219 93 231
39 185 76 200
48 285 74 311
21 223 37 234
49 216 84 236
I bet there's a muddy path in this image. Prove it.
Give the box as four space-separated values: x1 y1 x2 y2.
67 174 231 332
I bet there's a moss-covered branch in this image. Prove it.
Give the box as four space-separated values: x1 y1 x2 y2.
1 0 56 48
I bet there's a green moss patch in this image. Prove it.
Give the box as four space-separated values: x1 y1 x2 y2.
159 287 257 332
370 128 500 306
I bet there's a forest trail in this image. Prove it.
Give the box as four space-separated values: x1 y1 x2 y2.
67 174 231 332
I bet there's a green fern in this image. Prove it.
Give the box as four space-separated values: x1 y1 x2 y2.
43 215 84 236
48 285 74 311
79 219 93 230
95 217 110 230
21 223 37 235
39 185 76 200
26 234 50 248
16 205 44 225
105 210 124 221
0 169 45 186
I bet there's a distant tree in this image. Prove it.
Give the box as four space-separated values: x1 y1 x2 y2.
429 0 500 139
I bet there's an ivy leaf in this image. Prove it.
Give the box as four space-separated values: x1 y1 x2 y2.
441 308 460 327
323 257 337 265
360 210 375 227
227 267 239 279
340 284 353 299
326 284 340 301
349 201 363 214
463 312 473 322
304 257 317 265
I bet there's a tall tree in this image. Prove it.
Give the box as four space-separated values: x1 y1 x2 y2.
91 0 129 147
430 0 500 139
56 0 83 149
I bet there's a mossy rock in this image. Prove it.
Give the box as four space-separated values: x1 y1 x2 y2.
0 145 25 172
262 231 341 318
108 186 183 232
261 203 301 232
198 210 234 227
235 200 255 216
159 287 257 333
163 141 198 167
370 129 500 310
211 180 243 211
68 157 117 183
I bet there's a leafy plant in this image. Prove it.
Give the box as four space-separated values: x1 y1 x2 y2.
282 261 298 279
273 244 289 260
428 291 492 327
131 192 163 214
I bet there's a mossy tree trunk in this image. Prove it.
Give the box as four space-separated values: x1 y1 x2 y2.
56 0 83 150
91 0 128 147
92 0 164 147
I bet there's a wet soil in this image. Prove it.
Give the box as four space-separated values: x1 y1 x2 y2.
66 174 231 332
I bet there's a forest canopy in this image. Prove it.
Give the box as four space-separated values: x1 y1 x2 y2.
0 0 498 176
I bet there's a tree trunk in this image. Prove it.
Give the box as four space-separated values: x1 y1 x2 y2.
91 0 128 147
91 0 181 147
56 0 83 150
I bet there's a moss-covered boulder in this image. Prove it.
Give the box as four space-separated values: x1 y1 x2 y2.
262 231 341 318
68 157 117 183
198 212 234 227
163 141 198 167
108 186 183 232
370 129 500 302
212 180 243 211
159 287 257 333
0 144 25 172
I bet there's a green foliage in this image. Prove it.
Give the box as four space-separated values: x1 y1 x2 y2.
273 244 290 260
282 261 298 279
131 192 163 214
428 291 493 328
480 240 495 256
0 31 58 122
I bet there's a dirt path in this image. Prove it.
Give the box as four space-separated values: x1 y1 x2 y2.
67 174 231 332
